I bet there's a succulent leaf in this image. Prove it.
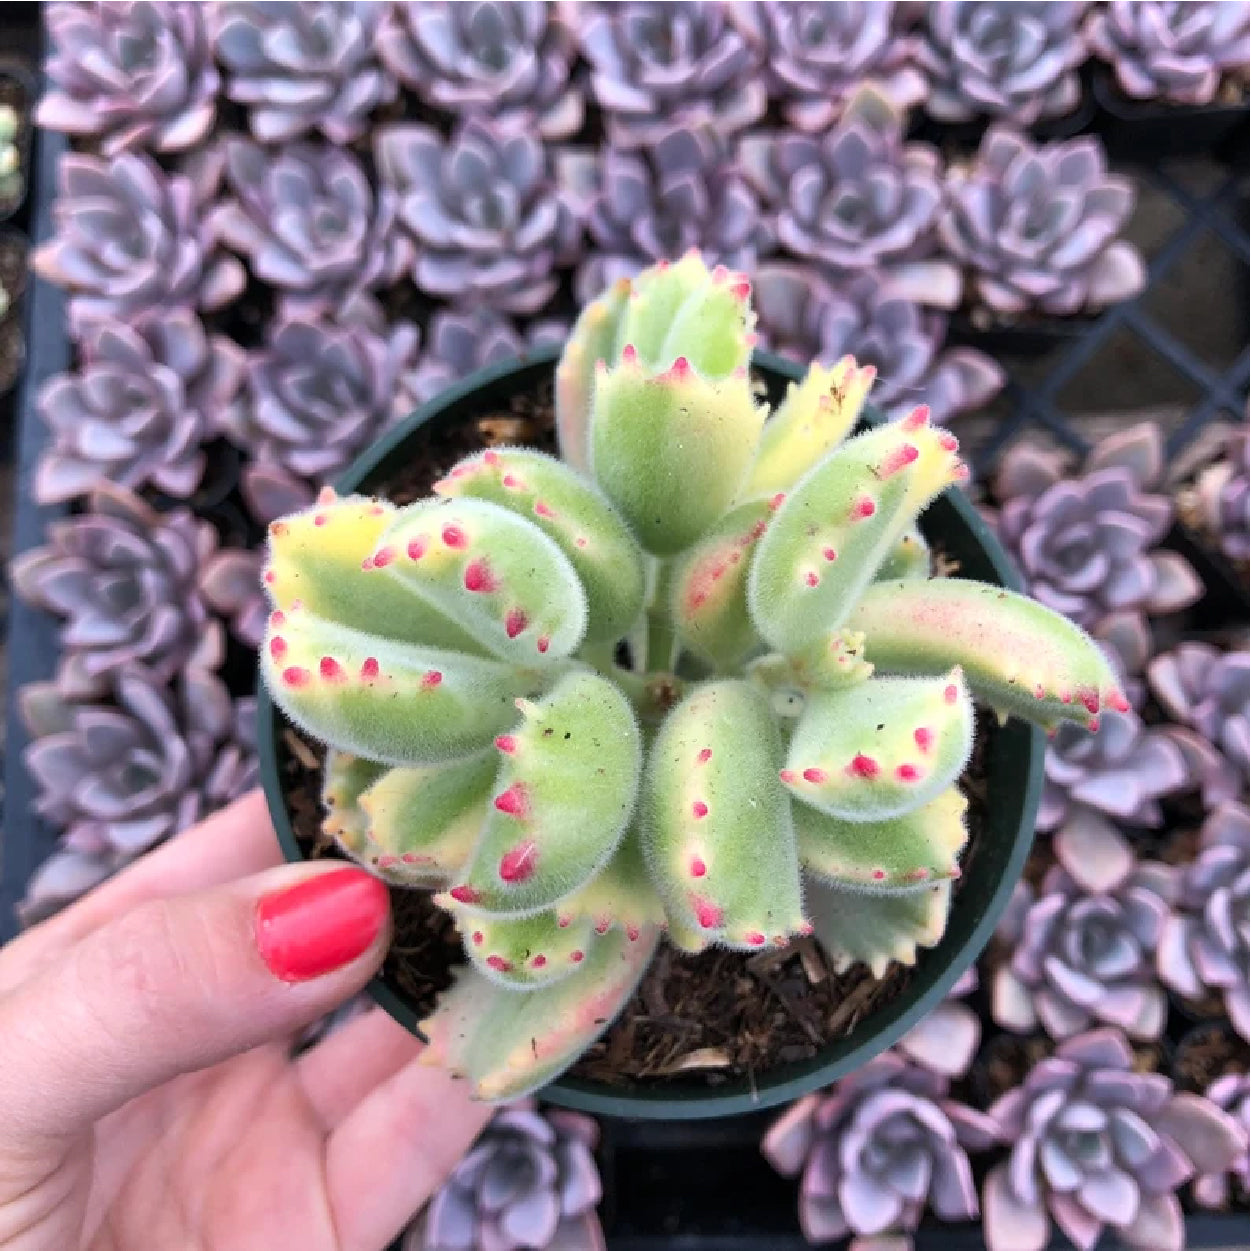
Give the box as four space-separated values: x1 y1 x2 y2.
807 876 954 977
748 412 966 652
434 448 645 643
321 750 386 859
758 629 876 695
453 906 598 990
376 498 588 665
262 611 535 765
795 787 969 892
558 829 668 937
783 670 974 821
875 525 931 581
446 671 642 916
642 680 804 950
743 358 875 497
850 578 1127 729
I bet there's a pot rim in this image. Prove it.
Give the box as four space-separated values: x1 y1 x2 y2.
257 345 1045 1120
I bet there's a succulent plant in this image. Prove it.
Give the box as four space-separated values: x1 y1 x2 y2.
259 253 1121 1102
403 1101 604 1251
1087 1 1251 106
376 118 580 316
376 2 582 139
0 104 22 206
33 308 244 504
32 151 245 338
199 549 268 648
558 125 761 305
753 266 1004 427
915 2 1089 125
12 485 223 701
1194 1070 1250 1209
212 1 395 144
762 1053 998 1243
207 137 410 324
983 1028 1243 1251
992 816 1174 1041
1158 801 1250 1038
225 316 419 525
38 2 219 155
741 87 959 309
568 1 765 148
729 1 926 131
1149 643 1249 810
994 423 1202 630
897 967 982 1079
399 308 566 412
1186 423 1249 564
942 128 1148 318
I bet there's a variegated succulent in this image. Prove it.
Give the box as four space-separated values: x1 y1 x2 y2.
260 254 1120 1101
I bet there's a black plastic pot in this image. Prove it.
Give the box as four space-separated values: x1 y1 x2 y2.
946 309 1095 359
257 346 1046 1120
1092 67 1250 165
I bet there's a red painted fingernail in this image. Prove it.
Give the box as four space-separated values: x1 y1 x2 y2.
255 869 389 982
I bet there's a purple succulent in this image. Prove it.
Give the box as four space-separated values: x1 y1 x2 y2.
559 126 760 304
211 1 395 144
198 549 267 648
405 1101 604 1251
941 129 1147 318
11 485 223 702
1190 423 1250 564
38 2 219 154
915 2 1089 125
375 2 582 139
223 317 420 524
993 816 1174 1041
1149 643 1249 809
983 1028 1243 1251
994 423 1202 629
729 2 926 131
753 266 1004 426
1194 1071 1249 1208
1039 706 1191 831
569 1 765 147
897 968 982 1079
1158 802 1250 1037
376 118 579 316
33 309 244 504
31 152 245 338
1087 1 1251 106
762 1054 997 1243
741 88 958 309
207 137 410 324
204 697 260 808
399 307 565 412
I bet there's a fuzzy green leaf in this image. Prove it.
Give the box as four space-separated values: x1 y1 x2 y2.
452 906 598 990
875 526 931 581
321 750 386 860
557 828 668 937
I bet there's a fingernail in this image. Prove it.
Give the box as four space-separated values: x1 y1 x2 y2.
256 869 389 982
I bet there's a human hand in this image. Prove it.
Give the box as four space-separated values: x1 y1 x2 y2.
0 790 492 1250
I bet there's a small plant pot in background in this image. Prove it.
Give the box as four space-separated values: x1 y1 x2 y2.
257 347 1046 1121
0 59 33 223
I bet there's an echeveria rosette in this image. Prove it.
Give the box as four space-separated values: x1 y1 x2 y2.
992 817 1174 1041
404 1101 604 1251
376 2 583 140
915 2 1089 125
199 549 268 649
558 126 761 305
207 137 410 324
567 1 765 148
258 255 1123 1102
993 423 1202 630
12 485 223 702
38 2 219 155
741 87 959 310
941 130 1148 319
377 118 580 316
728 1 926 132
1188 422 1249 564
32 151 245 338
1149 643 1249 809
1087 1 1251 106
762 1054 997 1244
1194 1071 1250 1209
223 316 420 525
753 266 1004 427
983 1029 1244 1251
212 1 395 144
1158 802 1250 1038
33 309 244 505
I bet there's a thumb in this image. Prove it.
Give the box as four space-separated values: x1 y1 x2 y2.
0 862 391 1142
